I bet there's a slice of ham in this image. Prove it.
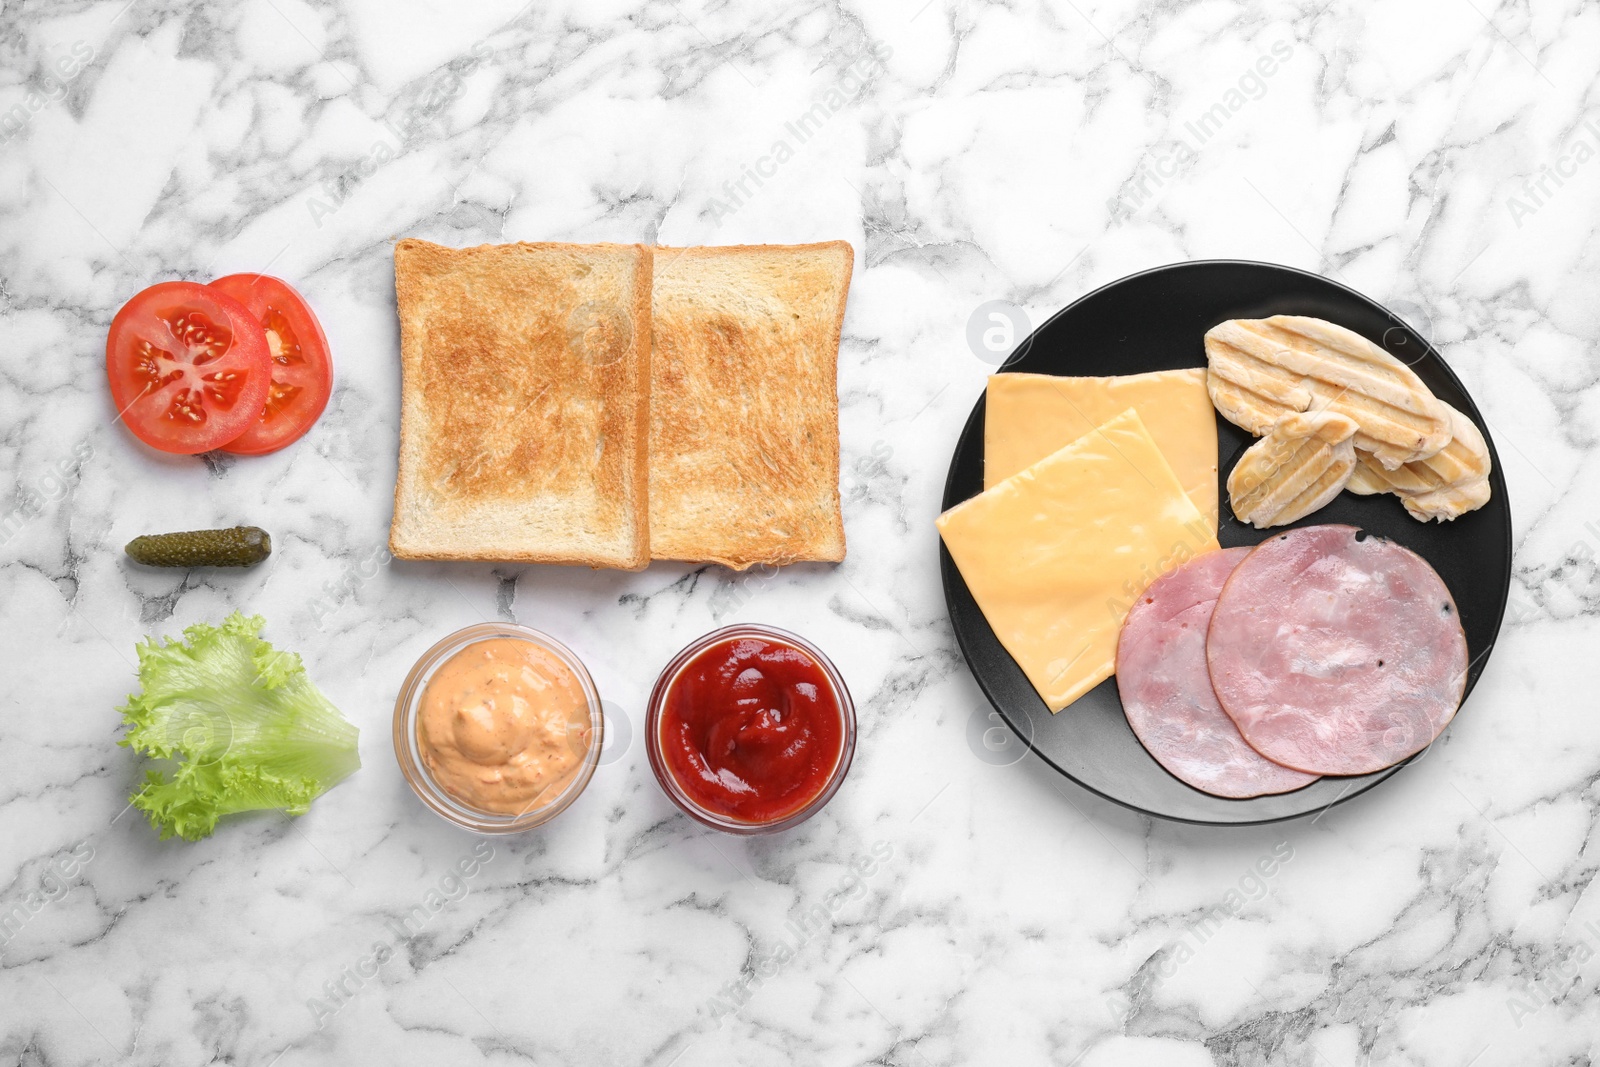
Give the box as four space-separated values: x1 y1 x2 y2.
1116 547 1320 798
1207 524 1468 776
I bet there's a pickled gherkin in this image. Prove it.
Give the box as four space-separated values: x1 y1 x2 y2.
125 526 271 568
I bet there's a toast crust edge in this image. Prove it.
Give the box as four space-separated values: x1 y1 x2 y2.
387 238 654 570
648 240 853 571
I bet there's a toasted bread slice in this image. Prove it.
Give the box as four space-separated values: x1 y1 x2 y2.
390 239 652 568
649 242 852 569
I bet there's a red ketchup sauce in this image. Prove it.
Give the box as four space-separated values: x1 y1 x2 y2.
658 636 845 824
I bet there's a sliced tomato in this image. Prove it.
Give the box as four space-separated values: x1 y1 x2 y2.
207 274 334 456
106 281 272 455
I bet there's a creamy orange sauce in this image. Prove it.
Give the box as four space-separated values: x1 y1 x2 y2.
417 637 593 815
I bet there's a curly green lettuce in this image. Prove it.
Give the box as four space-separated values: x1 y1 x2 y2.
118 612 360 841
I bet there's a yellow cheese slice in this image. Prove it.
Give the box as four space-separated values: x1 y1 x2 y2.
939 408 1219 712
984 370 1219 530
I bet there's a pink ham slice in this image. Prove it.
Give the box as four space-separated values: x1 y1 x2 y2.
1116 547 1320 798
1207 524 1468 776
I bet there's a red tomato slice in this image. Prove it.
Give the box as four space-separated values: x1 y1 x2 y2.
208 274 334 456
106 281 272 455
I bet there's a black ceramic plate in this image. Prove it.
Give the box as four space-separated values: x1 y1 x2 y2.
940 260 1511 825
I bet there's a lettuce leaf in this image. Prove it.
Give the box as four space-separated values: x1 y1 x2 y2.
118 612 360 841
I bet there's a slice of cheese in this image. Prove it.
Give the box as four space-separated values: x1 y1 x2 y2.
940 408 1219 712
984 369 1219 530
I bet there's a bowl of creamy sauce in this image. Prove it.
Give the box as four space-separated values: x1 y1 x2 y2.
394 624 603 832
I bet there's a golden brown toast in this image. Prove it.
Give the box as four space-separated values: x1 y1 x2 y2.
389 239 653 568
648 242 852 569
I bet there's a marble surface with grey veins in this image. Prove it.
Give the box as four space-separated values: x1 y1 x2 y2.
2 0 1599 1064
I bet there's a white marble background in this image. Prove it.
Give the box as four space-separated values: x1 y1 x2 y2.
1 0 1597 1063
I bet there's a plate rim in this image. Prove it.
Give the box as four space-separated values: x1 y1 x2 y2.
938 257 1513 826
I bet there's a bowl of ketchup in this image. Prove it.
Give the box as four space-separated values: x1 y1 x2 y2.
646 625 855 834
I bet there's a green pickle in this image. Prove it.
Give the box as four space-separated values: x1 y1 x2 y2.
125 526 272 568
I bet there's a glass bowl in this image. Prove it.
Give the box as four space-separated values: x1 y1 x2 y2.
394 622 604 833
646 624 855 835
